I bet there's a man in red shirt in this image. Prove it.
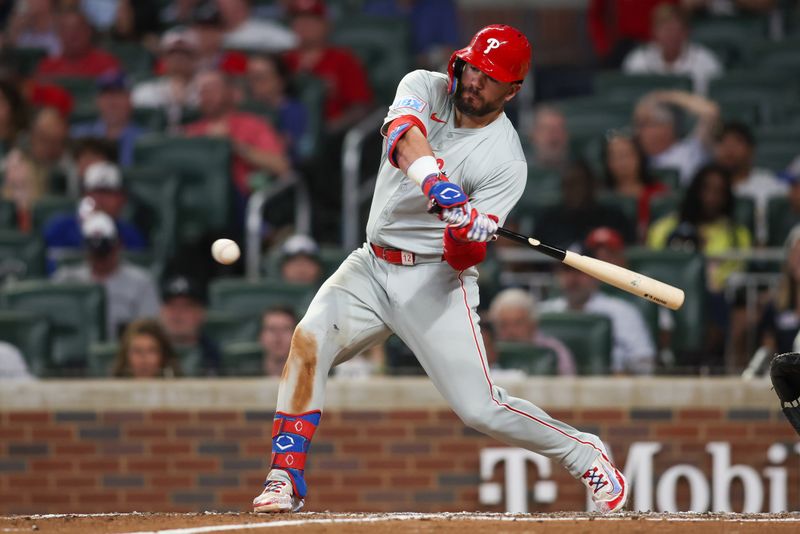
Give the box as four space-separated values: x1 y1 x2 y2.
184 69 290 198
35 9 120 78
283 0 373 133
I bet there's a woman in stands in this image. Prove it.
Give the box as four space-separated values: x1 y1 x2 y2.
113 319 181 378
602 131 668 241
759 226 800 355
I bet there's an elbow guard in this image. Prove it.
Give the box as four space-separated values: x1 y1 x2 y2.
384 115 427 168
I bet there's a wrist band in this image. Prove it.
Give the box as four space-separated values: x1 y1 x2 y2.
406 155 439 188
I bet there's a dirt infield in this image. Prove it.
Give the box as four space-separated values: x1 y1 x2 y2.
3 512 800 533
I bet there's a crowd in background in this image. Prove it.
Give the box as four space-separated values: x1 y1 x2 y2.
0 0 799 380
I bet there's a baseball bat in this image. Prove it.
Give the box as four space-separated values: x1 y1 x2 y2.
496 227 685 310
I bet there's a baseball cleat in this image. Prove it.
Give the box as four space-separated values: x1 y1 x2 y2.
582 453 628 513
252 479 304 513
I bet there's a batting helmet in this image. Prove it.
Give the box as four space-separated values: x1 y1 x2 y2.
447 24 531 95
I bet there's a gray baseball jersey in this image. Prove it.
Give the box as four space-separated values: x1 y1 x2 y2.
366 70 527 255
269 68 613 497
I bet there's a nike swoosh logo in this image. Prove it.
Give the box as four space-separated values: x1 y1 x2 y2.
601 464 622 495
430 112 447 124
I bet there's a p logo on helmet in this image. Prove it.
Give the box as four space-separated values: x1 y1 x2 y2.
447 24 532 95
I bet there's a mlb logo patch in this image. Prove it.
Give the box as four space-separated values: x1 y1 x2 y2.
393 95 427 113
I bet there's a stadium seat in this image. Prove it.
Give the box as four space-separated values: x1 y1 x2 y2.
203 310 262 347
122 166 179 271
7 47 47 76
132 107 167 131
87 342 119 378
598 192 638 226
691 15 767 67
0 310 52 376
51 77 99 122
649 191 681 224
496 342 558 375
0 230 46 280
766 197 797 247
0 199 15 228
133 136 232 244
594 72 693 102
652 168 680 191
625 248 706 362
101 41 153 79
293 74 326 163
756 124 800 145
209 278 315 319
331 16 410 105
755 142 798 172
709 71 797 125
734 196 756 237
1 280 105 374
32 195 75 232
221 341 263 376
538 313 612 375
752 37 800 71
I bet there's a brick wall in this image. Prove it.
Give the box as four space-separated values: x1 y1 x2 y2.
2 404 798 514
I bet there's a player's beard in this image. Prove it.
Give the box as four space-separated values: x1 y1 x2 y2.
453 85 503 118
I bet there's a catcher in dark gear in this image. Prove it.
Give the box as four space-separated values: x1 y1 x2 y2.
770 352 800 437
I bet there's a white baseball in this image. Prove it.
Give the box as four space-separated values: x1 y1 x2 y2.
211 238 240 265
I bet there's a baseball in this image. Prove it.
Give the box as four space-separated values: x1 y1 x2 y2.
211 238 240 265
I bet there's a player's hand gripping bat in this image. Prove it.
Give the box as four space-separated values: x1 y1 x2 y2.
496 227 685 310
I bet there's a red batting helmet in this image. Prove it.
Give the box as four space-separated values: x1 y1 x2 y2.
447 24 531 94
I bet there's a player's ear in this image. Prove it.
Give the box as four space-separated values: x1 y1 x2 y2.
504 82 522 103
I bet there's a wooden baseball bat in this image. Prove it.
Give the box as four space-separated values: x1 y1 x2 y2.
496 227 685 311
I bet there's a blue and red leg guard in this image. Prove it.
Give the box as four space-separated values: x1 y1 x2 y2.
270 410 321 498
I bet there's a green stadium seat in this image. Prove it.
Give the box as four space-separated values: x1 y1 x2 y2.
625 249 706 362
755 142 798 172
594 72 693 102
122 166 179 271
0 199 15 228
0 230 46 279
132 107 167 131
598 192 638 227
293 74 326 162
319 247 350 277
752 37 800 71
0 310 52 376
538 313 613 375
87 342 119 378
756 124 800 145
497 342 558 375
52 77 99 122
209 278 315 319
7 47 48 76
221 341 263 376
709 71 797 125
652 168 680 190
101 41 153 79
733 196 756 237
691 15 767 67
32 195 75 232
1 280 105 374
649 191 681 225
332 16 410 105
767 197 799 247
203 310 262 349
133 136 232 244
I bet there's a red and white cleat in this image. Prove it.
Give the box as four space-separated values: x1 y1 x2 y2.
252 479 304 513
582 453 628 513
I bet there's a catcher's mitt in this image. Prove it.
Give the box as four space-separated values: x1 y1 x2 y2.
770 352 800 437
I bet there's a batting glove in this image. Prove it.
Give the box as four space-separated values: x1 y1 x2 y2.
422 174 468 215
448 208 499 243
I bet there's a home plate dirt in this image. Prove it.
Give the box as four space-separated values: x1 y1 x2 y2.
3 512 800 533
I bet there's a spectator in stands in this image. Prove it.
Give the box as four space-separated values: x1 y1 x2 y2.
526 105 570 173
622 4 723 95
71 71 146 167
0 341 34 380
160 274 222 377
132 28 201 131
361 0 460 70
5 0 61 56
284 0 373 132
185 69 290 202
190 3 249 75
53 211 160 339
1 148 44 232
0 80 29 159
634 90 719 186
681 0 776 16
488 288 577 375
72 136 117 179
44 161 147 273
714 121 786 245
279 234 323 286
602 131 668 240
647 163 751 293
540 244 657 375
534 161 635 249
113 318 180 378
161 0 203 27
769 173 800 246
26 107 72 195
35 8 120 78
217 0 297 53
759 225 800 356
109 0 161 45
260 305 298 376
588 0 678 67
246 53 308 162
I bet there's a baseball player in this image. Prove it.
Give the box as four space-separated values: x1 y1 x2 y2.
252 24 628 514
